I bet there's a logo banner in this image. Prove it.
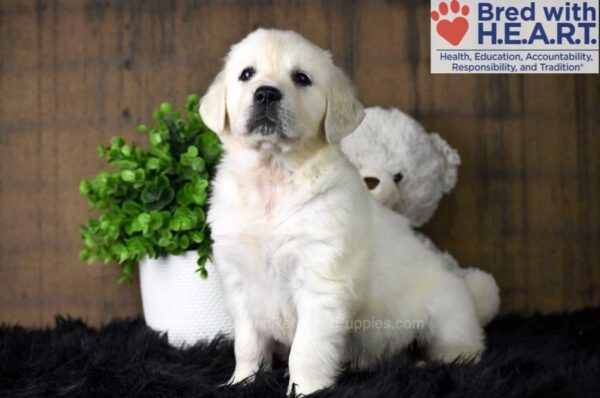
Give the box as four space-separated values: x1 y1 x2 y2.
430 0 599 73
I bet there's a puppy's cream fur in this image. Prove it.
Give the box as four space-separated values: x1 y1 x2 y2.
201 29 484 395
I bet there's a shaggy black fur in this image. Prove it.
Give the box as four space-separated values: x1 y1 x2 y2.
2 308 600 398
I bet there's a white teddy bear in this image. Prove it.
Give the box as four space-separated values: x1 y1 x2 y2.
342 107 500 326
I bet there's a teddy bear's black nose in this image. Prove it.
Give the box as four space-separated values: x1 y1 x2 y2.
364 177 380 190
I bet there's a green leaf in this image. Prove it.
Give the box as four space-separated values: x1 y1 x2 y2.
121 144 132 157
157 229 173 247
111 136 125 148
190 231 204 243
146 188 175 211
97 145 108 158
112 243 129 263
141 187 159 204
150 146 170 161
156 175 170 190
149 211 163 231
160 102 173 114
121 170 136 182
118 263 134 284
122 200 142 216
169 207 198 231
198 132 222 163
134 169 146 184
197 254 209 279
146 158 161 170
186 145 198 157
113 160 138 170
176 186 193 206
126 237 149 257
185 94 199 112
138 213 151 228
190 178 209 205
128 218 142 234
179 235 190 250
79 180 92 196
79 249 90 262
149 132 162 145
189 157 205 172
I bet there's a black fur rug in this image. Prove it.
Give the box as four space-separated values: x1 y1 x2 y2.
2 308 600 398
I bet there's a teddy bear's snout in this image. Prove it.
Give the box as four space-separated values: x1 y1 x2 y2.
358 168 400 209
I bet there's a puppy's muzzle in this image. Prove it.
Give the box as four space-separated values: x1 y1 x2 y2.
248 86 284 136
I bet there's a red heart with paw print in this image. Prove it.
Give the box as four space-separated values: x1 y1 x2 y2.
436 17 468 46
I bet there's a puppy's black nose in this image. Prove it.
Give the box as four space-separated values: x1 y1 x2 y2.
254 86 282 105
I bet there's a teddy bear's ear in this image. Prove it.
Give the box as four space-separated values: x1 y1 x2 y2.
430 132 461 193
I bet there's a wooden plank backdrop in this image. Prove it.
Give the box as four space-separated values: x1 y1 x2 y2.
1 0 599 327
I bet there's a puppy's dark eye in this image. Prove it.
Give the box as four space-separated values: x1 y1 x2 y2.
393 173 404 183
292 71 312 87
239 67 255 82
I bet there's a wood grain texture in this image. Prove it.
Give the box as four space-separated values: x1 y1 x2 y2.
1 0 598 326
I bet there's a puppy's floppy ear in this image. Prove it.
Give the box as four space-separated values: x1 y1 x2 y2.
324 69 365 144
199 71 227 134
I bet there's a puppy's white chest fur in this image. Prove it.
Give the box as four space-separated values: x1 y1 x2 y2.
209 150 336 345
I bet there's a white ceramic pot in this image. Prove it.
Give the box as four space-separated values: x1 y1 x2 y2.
139 251 234 346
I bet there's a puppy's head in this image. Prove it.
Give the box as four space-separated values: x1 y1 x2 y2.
200 29 364 155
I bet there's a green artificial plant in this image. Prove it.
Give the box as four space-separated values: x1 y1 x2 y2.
79 95 222 283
